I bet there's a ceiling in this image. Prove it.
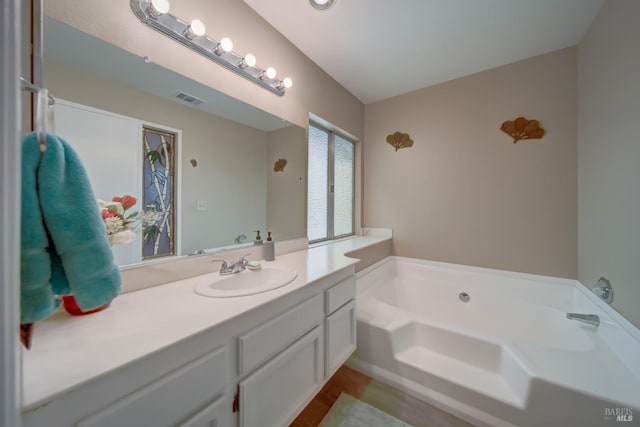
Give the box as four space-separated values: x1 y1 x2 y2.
243 0 605 104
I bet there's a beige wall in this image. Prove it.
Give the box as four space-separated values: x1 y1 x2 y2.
267 126 307 242
578 0 640 327
364 48 578 278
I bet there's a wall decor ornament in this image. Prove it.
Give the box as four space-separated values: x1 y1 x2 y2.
386 131 414 151
273 158 287 172
500 117 545 143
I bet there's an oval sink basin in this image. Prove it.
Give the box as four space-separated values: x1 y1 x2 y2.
194 267 297 298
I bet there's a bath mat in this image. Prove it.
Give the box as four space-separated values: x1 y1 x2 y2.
319 393 413 427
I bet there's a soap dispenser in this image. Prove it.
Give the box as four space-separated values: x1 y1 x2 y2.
253 230 263 246
264 231 275 261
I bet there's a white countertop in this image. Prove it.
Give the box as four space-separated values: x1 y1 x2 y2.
21 234 390 409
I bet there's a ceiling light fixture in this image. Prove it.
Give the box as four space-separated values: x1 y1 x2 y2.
131 0 292 96
309 0 336 11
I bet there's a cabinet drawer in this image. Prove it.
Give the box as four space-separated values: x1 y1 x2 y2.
326 299 356 377
179 395 226 427
239 326 323 427
325 275 356 314
238 294 323 375
78 347 227 427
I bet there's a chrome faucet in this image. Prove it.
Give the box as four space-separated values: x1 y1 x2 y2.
211 254 251 275
566 313 600 326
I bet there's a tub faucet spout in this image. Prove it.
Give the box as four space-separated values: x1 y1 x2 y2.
566 313 600 326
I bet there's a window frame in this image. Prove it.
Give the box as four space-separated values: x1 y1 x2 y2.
307 122 356 244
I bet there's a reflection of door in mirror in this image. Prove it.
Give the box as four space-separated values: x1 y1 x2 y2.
142 126 177 260
53 99 182 265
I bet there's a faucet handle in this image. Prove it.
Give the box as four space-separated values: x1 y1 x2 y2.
237 253 251 266
211 259 228 271
593 277 613 304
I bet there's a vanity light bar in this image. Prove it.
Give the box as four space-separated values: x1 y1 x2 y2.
130 0 292 96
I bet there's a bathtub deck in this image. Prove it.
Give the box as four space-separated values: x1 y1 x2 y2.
396 346 525 409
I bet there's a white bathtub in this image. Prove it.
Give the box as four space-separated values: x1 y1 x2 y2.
349 257 640 427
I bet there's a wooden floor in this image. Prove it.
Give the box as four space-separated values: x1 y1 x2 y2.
291 365 475 427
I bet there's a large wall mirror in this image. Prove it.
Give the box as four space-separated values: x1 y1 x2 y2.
42 17 307 267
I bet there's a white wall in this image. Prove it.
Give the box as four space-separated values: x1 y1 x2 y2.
53 100 144 265
364 48 578 279
578 0 640 327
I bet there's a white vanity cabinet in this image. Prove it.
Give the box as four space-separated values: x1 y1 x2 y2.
239 326 324 427
324 276 357 377
77 346 228 427
22 266 358 427
236 293 325 427
236 275 357 427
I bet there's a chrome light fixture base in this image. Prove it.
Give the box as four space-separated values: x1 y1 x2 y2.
131 0 287 96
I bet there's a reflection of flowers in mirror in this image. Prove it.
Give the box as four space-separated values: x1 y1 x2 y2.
98 195 139 246
141 204 162 226
99 196 164 245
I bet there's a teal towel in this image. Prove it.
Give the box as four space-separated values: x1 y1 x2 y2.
21 133 121 323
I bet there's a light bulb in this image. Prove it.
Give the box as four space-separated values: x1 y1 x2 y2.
214 37 233 55
265 67 277 79
282 77 293 89
309 0 335 10
239 53 256 68
185 19 206 39
220 37 233 52
148 0 170 17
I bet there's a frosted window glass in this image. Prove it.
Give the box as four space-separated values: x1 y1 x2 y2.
307 125 329 241
333 135 354 236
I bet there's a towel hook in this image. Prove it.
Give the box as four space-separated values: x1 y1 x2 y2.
20 77 56 153
35 88 50 153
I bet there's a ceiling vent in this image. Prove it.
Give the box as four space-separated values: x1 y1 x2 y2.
174 91 206 105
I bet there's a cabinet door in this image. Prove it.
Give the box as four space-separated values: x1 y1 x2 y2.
239 326 323 427
78 347 227 427
179 395 227 427
326 299 356 377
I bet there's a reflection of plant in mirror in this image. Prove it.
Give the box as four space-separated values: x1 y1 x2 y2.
143 127 177 259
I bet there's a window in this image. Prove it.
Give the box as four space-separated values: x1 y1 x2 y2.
307 123 355 243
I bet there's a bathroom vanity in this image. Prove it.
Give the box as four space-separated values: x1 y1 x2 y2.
21 235 388 427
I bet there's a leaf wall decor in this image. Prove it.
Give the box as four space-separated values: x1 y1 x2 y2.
273 158 287 172
386 131 414 151
500 117 545 143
